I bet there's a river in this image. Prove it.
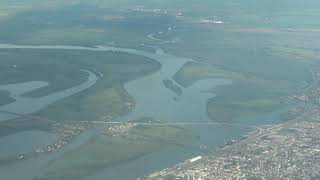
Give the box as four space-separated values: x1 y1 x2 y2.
0 69 98 122
0 44 282 179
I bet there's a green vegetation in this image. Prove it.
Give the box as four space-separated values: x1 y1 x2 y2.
0 49 160 124
38 122 192 180
280 107 306 122
162 79 183 96
207 79 295 122
0 49 88 97
0 118 53 138
0 4 176 47
0 0 316 126
173 62 243 87
33 50 160 122
37 85 133 122
165 14 313 122
0 1 320 179
173 60 305 122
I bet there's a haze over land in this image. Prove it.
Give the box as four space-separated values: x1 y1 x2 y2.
0 0 320 179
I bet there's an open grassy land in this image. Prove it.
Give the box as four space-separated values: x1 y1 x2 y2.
0 1 320 179
0 0 317 124
163 5 318 122
0 3 176 47
0 0 318 124
173 61 302 122
0 49 88 97
170 19 314 123
169 24 313 122
1 0 320 42
36 120 192 180
0 117 53 139
173 62 244 88
0 49 160 137
206 78 296 122
34 50 160 122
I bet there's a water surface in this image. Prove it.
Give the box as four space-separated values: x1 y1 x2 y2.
0 44 282 180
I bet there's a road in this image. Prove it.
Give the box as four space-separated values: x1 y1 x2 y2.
0 109 257 130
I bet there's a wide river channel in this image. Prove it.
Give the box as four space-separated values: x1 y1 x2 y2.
0 44 288 179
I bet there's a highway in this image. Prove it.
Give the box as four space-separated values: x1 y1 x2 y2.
0 110 256 129
68 120 257 129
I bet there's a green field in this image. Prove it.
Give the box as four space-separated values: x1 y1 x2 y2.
0 49 88 97
0 117 53 139
0 0 318 129
1 1 320 179
173 56 310 122
37 121 192 180
206 78 295 122
173 62 244 87
165 12 315 122
0 3 176 48
33 50 160 122
0 49 160 137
